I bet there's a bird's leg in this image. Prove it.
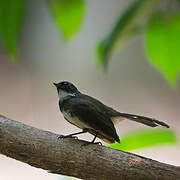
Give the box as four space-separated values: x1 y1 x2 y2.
91 133 102 145
58 128 88 139
91 133 97 143
82 132 102 146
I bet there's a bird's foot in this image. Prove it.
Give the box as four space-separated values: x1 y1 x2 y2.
81 141 102 147
94 142 102 145
58 135 78 139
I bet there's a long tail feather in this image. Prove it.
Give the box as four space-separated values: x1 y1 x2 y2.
118 113 169 128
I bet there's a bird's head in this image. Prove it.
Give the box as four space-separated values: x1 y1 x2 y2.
53 81 79 101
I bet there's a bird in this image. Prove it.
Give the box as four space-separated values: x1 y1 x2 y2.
53 81 169 144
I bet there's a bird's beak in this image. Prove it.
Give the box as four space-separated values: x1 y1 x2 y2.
53 82 58 87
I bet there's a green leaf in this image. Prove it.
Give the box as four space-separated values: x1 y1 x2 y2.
107 128 177 151
96 0 159 68
47 0 85 40
145 13 180 86
0 0 25 61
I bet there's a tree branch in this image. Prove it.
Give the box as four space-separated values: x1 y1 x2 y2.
0 115 179 180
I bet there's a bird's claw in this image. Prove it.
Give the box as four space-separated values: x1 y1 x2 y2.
58 135 78 139
94 142 102 145
81 141 102 147
72 136 78 139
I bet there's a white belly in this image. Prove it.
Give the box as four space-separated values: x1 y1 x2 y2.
62 110 88 129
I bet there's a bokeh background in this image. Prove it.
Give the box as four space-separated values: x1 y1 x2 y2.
0 0 179 179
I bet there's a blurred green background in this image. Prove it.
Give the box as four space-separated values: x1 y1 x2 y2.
0 0 179 180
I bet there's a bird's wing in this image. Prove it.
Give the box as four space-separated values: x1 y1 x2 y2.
78 94 121 116
68 94 120 143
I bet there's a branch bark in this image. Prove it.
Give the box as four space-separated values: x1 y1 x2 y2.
0 115 179 180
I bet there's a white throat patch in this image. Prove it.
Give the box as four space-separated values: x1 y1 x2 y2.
58 90 75 101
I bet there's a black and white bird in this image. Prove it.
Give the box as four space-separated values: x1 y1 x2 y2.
54 81 169 144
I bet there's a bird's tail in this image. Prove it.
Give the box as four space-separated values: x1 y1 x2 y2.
116 113 169 128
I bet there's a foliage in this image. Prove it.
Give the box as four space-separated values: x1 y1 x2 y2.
145 13 180 86
0 0 85 60
1 0 179 87
0 0 25 61
96 0 158 68
96 0 180 86
107 128 177 151
47 0 85 40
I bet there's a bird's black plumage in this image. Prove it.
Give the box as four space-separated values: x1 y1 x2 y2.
60 94 120 143
54 81 169 144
